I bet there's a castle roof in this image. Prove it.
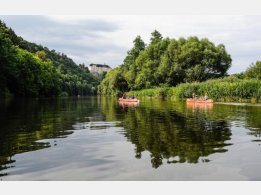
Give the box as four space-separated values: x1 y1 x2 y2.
90 63 111 68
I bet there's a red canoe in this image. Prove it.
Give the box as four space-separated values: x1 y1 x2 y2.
186 98 214 103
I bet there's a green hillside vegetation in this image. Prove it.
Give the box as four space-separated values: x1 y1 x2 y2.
100 30 232 95
0 20 99 98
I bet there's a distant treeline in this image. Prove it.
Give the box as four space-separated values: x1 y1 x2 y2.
0 20 99 98
100 30 232 95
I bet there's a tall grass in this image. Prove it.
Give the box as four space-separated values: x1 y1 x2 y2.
127 77 261 103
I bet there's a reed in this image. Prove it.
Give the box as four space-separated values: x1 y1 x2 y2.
127 77 261 103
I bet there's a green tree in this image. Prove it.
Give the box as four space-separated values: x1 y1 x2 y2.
122 35 145 89
0 27 16 97
245 61 261 79
101 68 129 95
35 50 48 62
98 31 233 94
150 30 163 44
122 35 145 71
0 20 99 97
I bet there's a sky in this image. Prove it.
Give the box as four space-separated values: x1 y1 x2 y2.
1 15 261 74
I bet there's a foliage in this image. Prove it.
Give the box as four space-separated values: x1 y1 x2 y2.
0 20 99 98
100 68 129 96
127 76 261 103
244 61 261 79
101 30 232 94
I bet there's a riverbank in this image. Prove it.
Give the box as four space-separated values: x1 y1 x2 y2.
126 77 261 103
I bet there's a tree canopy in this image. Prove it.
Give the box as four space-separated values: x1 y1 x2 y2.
0 20 99 98
101 30 232 95
244 61 261 79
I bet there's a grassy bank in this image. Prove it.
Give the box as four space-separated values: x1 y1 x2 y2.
126 77 261 103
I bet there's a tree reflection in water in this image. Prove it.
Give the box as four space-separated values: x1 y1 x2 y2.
0 97 99 176
101 98 232 168
1 97 260 176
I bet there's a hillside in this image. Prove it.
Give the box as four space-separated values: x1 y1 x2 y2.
0 20 99 98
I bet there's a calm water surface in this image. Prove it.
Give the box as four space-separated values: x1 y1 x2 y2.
0 97 261 180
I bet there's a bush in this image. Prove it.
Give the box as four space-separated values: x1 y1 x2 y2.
127 78 261 103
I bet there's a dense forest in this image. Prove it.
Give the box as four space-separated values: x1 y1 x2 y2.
0 20 99 98
100 30 232 95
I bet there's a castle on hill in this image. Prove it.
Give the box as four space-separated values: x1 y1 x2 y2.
89 63 111 78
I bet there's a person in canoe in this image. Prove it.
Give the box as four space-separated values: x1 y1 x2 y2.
192 93 198 100
187 92 213 103
122 93 127 99
204 93 208 101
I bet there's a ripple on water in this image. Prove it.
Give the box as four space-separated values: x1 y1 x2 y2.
72 121 122 131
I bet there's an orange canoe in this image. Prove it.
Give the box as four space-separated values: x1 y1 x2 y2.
118 101 139 108
186 98 213 103
118 98 139 102
186 101 213 109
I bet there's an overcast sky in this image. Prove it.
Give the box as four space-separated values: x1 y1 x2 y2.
1 15 261 74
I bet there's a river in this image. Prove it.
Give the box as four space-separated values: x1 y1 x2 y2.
0 97 261 180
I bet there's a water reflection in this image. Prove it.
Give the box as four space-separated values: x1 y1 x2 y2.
72 121 122 130
0 97 99 176
1 97 261 179
101 99 232 168
118 101 139 109
244 106 261 143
